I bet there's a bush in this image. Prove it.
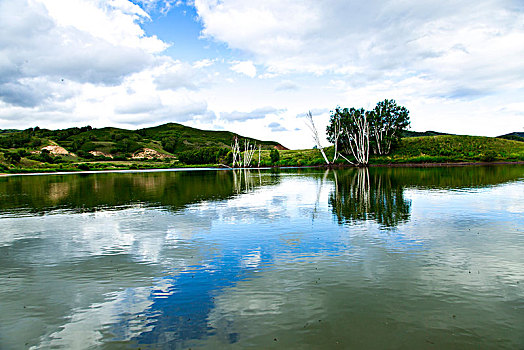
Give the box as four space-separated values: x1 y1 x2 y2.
270 149 280 164
4 151 21 164
481 150 497 162
77 163 90 171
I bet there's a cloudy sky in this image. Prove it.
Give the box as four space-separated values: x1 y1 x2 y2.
0 0 523 148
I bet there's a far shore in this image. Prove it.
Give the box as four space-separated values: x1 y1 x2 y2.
1 160 523 177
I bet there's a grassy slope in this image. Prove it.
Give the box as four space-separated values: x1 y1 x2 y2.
372 135 524 163
269 135 524 166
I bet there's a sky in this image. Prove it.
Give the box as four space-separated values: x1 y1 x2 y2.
0 0 523 149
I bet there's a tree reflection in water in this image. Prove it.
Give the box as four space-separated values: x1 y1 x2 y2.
330 168 411 228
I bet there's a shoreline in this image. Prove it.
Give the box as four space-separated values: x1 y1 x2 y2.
1 160 523 177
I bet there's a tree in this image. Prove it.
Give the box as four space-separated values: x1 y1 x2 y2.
305 111 330 165
4 151 21 164
162 135 180 153
327 107 371 166
242 139 257 167
270 149 280 164
369 99 410 155
231 137 241 167
326 100 410 166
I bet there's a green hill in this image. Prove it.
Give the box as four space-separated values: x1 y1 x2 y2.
0 123 288 172
497 132 524 142
0 123 286 157
402 130 450 137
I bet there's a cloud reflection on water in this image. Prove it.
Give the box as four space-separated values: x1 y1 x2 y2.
0 166 523 349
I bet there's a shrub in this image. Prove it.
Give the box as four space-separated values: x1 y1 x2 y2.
481 150 497 162
270 149 280 164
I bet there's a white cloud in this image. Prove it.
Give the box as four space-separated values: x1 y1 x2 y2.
267 121 287 132
195 0 524 95
0 0 216 129
220 106 285 122
275 80 299 91
230 60 257 78
193 58 216 69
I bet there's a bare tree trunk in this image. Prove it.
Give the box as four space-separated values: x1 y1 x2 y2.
258 145 261 167
231 137 241 167
243 140 256 167
305 111 330 165
342 112 370 166
331 117 343 163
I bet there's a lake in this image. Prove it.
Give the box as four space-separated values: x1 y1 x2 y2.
0 166 523 349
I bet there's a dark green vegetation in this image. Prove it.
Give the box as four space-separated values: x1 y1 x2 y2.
270 149 280 164
402 130 449 137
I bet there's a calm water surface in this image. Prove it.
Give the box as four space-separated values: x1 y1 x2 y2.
0 166 523 349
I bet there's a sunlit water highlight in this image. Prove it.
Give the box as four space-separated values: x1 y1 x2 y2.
0 166 523 349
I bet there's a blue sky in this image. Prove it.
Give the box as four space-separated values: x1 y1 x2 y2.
0 0 523 148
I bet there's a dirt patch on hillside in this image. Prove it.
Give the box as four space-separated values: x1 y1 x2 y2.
132 148 174 159
89 151 113 158
40 145 74 156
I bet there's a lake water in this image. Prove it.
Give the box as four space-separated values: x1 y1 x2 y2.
0 166 523 349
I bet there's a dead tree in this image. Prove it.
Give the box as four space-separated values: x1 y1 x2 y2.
231 136 241 167
258 145 261 167
344 110 370 166
243 139 257 167
305 111 330 165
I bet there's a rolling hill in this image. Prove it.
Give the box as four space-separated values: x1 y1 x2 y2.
0 123 287 159
497 132 524 142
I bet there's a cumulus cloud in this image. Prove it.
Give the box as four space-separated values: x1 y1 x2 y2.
153 61 200 90
230 60 257 78
0 0 220 129
0 0 166 108
194 0 524 97
220 106 285 122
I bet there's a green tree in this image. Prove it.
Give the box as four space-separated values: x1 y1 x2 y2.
4 151 21 164
270 149 280 164
369 99 410 155
162 135 180 153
